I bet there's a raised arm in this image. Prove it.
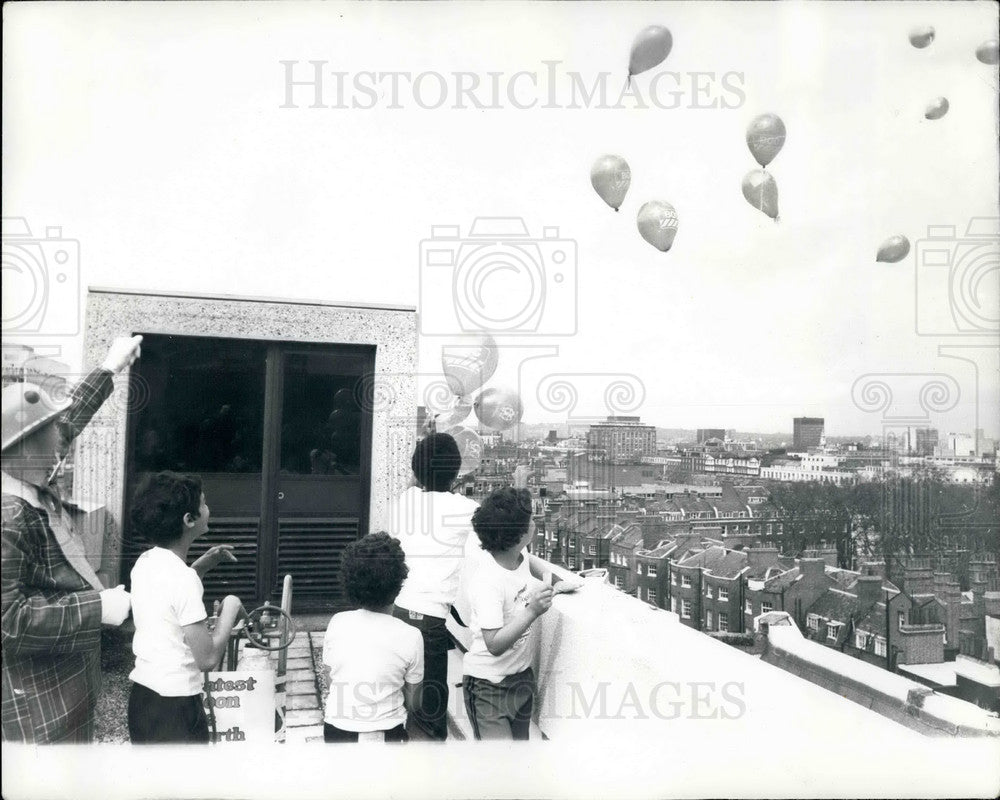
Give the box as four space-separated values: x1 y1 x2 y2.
58 336 143 447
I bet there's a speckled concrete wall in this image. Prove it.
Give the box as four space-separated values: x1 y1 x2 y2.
78 289 417 585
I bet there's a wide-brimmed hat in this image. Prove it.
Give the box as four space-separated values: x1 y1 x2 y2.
1 381 72 452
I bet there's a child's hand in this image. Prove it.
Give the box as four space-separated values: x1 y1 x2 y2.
193 545 237 573
526 586 553 617
220 595 244 620
552 577 584 595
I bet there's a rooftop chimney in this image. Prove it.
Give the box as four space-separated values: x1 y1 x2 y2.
800 558 827 582
748 546 780 572
856 574 883 609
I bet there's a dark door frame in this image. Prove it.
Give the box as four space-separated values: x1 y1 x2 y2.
123 333 376 608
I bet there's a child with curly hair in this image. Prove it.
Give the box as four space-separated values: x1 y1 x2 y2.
462 487 556 741
321 532 423 743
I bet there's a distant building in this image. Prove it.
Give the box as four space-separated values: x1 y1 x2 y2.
948 433 976 458
587 416 657 461
793 417 824 450
914 427 939 456
697 428 726 444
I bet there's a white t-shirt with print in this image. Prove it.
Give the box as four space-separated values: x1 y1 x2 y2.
322 609 424 732
389 486 480 619
462 548 542 684
129 547 208 696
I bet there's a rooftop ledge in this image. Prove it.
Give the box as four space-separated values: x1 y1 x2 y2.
4 561 999 800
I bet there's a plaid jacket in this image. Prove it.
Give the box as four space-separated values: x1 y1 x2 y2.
1 368 113 743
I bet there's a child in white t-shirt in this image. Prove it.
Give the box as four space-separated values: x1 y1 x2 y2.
462 487 558 740
322 532 423 743
127 472 243 744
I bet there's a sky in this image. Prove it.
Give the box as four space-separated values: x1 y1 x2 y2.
3 1 998 438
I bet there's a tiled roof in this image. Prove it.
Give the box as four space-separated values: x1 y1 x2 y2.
748 562 789 581
807 588 864 626
676 546 748 579
638 542 675 559
836 570 900 596
854 602 889 637
763 566 801 592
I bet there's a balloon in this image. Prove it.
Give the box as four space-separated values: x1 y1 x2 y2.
449 426 484 475
434 396 473 432
741 170 779 220
746 114 786 168
591 155 631 212
473 387 524 431
628 25 673 78
924 97 949 120
636 201 679 252
976 40 999 65
908 27 935 48
876 235 911 263
441 335 499 397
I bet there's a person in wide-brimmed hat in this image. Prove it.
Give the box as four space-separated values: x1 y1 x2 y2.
1 335 142 744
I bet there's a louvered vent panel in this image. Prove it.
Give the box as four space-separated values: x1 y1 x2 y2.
121 517 259 613
276 517 359 610
188 518 260 609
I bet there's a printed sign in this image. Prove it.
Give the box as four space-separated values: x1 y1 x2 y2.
203 670 275 743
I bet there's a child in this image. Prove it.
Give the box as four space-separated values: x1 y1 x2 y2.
462 487 554 741
322 532 423 743
388 433 479 740
127 471 243 744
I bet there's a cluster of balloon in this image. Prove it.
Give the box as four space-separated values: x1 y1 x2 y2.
636 201 679 252
876 235 911 264
591 155 631 212
438 333 525 474
977 40 999 65
627 25 672 85
742 114 785 220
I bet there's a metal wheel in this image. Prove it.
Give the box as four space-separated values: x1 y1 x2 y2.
242 604 297 651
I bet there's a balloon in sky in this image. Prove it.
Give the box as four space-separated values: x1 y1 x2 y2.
628 25 673 78
908 27 935 48
636 201 679 252
741 170 779 220
591 155 631 212
924 97 949 120
976 40 999 65
441 335 499 397
876 235 911 263
474 387 524 431
746 114 786 168
449 426 484 475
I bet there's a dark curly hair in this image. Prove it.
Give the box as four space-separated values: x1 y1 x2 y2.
130 471 203 546
472 487 533 554
411 433 461 492
341 532 409 610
